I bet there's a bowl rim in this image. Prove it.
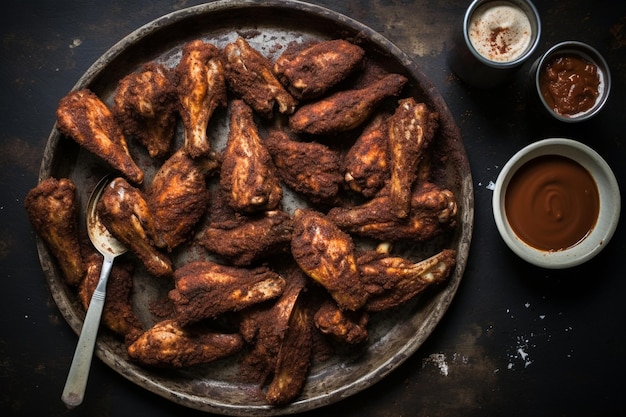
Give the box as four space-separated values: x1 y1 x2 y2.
492 138 621 268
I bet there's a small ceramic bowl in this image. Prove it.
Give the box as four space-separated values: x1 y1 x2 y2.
493 138 620 268
530 41 611 122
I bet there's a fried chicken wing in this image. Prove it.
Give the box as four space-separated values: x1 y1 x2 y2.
56 89 144 184
113 62 177 159
274 39 365 100
24 177 85 286
343 113 390 197
291 209 367 311
289 73 407 135
388 98 439 218
358 247 457 312
78 252 143 343
314 299 369 345
223 37 297 118
265 129 343 204
220 100 282 213
327 182 457 241
98 177 173 277
169 261 286 325
147 147 219 251
174 40 228 158
127 319 243 368
199 190 293 266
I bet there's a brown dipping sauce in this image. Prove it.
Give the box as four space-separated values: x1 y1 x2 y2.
505 155 599 251
539 53 600 117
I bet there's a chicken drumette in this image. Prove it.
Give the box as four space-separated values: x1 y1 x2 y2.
56 89 144 184
113 62 177 159
98 177 173 277
314 299 369 345
24 177 85 286
220 100 282 213
174 39 228 158
289 73 407 135
222 37 297 118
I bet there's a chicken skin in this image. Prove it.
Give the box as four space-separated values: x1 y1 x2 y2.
127 319 243 368
113 62 177 159
199 190 293 266
265 129 343 204
174 40 228 158
169 261 286 325
314 299 369 345
289 73 407 135
24 177 85 286
343 113 391 197
273 39 365 100
291 209 368 311
327 182 457 242
388 98 439 218
222 37 297 118
220 100 282 213
98 177 173 277
56 89 144 184
146 147 219 251
358 247 457 312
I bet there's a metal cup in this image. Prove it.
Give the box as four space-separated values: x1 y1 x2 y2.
448 0 541 88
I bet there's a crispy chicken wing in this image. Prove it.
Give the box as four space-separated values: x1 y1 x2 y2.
113 62 177 159
358 247 457 312
199 190 293 266
174 40 228 158
98 177 173 277
220 100 282 213
291 209 367 311
289 73 407 135
273 39 365 100
343 113 390 197
265 129 343 204
146 147 219 251
127 319 243 368
314 299 369 345
388 98 439 218
56 89 144 184
24 177 85 286
327 182 457 241
222 37 297 118
169 261 286 325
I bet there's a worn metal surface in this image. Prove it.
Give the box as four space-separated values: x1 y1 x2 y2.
1 1 625 416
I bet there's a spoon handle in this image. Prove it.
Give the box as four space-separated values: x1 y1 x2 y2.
61 255 114 408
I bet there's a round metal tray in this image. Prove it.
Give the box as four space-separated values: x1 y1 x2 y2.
36 0 474 414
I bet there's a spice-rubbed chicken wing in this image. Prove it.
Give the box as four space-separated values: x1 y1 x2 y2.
146 147 220 251
291 209 368 311
56 89 144 184
223 37 297 118
265 129 343 205
314 299 369 345
24 177 85 286
112 62 177 159
127 319 243 368
274 39 365 100
199 190 293 266
388 98 439 218
169 261 286 325
289 73 407 135
174 39 227 158
358 247 457 312
98 177 173 277
220 100 282 213
343 113 391 197
327 182 457 242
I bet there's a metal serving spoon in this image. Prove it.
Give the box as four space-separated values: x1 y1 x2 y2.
61 176 127 408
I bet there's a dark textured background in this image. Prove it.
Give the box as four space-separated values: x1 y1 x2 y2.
1 1 625 416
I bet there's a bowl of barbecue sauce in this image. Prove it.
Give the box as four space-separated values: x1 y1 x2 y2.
531 41 611 122
493 138 620 268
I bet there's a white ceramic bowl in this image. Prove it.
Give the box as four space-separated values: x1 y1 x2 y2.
493 138 620 268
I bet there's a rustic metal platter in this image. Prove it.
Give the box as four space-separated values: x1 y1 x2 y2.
36 0 473 414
